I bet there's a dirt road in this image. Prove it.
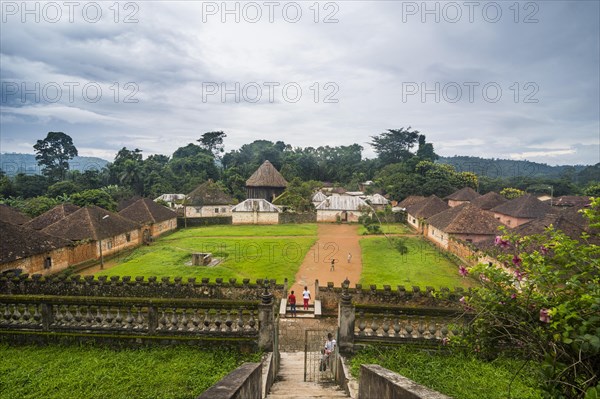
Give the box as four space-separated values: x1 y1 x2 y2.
291 224 362 296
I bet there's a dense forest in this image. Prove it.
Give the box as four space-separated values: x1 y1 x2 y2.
1 129 598 217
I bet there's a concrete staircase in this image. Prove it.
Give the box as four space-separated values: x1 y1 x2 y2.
266 352 348 399
280 299 322 319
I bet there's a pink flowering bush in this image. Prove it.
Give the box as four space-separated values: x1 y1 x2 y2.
460 198 600 398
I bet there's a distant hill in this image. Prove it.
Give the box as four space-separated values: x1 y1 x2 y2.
438 156 588 180
0 153 109 176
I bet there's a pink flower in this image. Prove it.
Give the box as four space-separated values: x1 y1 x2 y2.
459 296 465 303
511 293 517 299
514 269 524 281
539 308 551 323
459 265 468 277
540 246 548 255
494 236 510 248
442 337 450 346
512 255 522 267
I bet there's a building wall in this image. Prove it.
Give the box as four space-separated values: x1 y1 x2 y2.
70 242 97 264
246 187 284 202
185 205 232 218
232 212 279 225
492 213 530 227
151 218 177 237
1 247 70 275
406 213 420 231
98 229 140 257
316 210 363 223
427 226 449 249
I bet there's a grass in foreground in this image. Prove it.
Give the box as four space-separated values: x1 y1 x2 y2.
168 224 317 238
360 236 474 288
97 236 316 284
350 346 542 399
0 344 261 399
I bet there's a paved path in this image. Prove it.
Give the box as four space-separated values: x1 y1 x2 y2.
291 224 362 297
266 352 348 399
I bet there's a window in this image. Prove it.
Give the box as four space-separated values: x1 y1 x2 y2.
44 257 52 269
107 240 113 250
221 207 227 213
215 208 219 213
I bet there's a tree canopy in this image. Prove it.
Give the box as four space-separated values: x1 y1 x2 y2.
33 132 78 182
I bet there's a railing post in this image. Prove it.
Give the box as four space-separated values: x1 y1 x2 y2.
338 278 355 354
314 279 319 300
148 304 158 334
259 284 274 351
41 303 52 331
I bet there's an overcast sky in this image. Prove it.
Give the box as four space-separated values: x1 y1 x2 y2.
1 1 599 166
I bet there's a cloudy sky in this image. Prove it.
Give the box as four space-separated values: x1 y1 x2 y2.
1 1 599 166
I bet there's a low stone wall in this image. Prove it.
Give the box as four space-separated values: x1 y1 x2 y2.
0 274 286 301
279 212 316 224
318 282 466 313
197 362 262 399
358 364 452 399
178 216 233 228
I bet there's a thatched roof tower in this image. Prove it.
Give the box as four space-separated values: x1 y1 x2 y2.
245 160 287 201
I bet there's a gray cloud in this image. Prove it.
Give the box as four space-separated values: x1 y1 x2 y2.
1 1 598 165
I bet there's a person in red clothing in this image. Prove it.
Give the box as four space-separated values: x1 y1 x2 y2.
288 290 297 317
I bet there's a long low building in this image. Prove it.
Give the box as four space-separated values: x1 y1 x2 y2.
231 199 281 224
315 194 372 222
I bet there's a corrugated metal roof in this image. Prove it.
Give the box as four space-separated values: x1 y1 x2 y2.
367 194 389 205
231 199 281 213
316 195 372 211
312 191 327 202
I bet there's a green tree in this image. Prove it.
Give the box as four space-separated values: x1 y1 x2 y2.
583 183 600 197
21 196 58 217
370 127 420 165
13 174 49 198
47 180 80 198
462 209 600 397
71 189 117 211
33 132 78 181
198 131 227 159
500 187 526 199
415 134 438 162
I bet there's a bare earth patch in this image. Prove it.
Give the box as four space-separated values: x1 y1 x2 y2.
291 224 362 295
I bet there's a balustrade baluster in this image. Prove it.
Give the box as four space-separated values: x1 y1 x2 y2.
214 309 222 331
237 308 244 331
85 306 93 326
170 308 179 330
370 317 379 336
405 321 413 338
126 307 134 329
203 310 211 331
114 308 123 327
427 321 437 339
104 308 114 326
417 317 426 338
12 304 22 323
357 310 366 337
393 318 401 337
382 314 390 337
64 306 74 325
33 305 41 323
54 305 64 326
248 310 256 331
135 307 144 329
22 306 31 323
191 309 200 331
95 307 104 326
2 305 11 323
225 309 233 332
180 309 189 331
74 307 83 324
159 309 168 330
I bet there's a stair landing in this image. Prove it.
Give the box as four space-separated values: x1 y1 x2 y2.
266 352 348 399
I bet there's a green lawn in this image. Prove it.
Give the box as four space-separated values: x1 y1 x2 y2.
359 236 474 288
170 224 317 237
350 346 542 399
357 223 412 235
96 225 317 284
0 344 261 399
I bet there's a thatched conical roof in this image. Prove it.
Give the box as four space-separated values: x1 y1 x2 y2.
0 204 30 225
1 220 71 264
24 203 80 230
245 160 288 188
119 198 177 224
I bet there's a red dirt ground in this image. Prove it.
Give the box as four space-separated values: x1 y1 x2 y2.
291 223 362 297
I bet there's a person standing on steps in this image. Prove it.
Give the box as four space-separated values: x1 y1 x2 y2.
302 286 311 310
288 290 297 317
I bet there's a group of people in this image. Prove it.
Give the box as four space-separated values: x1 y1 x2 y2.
286 286 312 317
329 252 352 271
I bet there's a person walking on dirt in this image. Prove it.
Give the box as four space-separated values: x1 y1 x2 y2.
288 290 297 317
330 258 336 271
347 252 352 263
302 286 311 310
